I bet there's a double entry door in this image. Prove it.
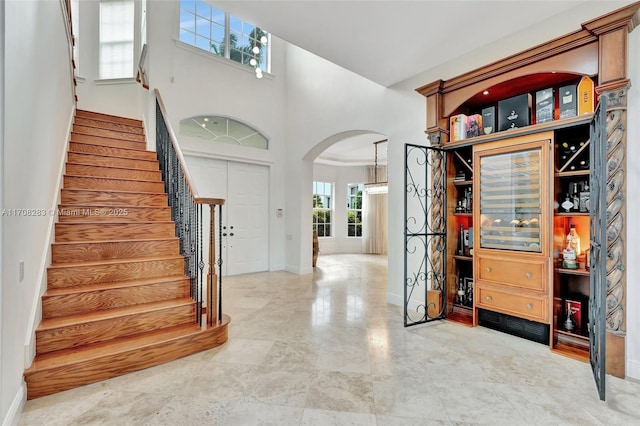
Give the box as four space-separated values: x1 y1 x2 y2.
186 156 269 276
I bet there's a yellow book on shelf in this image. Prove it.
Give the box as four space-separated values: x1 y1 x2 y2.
577 76 594 115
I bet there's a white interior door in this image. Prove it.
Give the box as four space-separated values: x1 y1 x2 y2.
185 156 269 276
226 162 269 275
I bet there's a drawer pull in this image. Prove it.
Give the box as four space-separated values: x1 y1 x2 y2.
485 295 492 302
526 303 533 310
485 267 492 272
525 272 532 279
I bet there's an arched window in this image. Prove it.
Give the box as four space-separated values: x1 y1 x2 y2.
179 116 268 150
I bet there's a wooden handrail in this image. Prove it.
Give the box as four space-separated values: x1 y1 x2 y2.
154 88 225 206
136 44 149 90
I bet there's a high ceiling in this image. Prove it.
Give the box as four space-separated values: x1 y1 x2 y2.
214 0 635 164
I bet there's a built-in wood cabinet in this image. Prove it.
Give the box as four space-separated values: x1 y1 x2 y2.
412 3 640 398
473 134 552 331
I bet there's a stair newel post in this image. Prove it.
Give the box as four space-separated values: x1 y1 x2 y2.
207 203 218 326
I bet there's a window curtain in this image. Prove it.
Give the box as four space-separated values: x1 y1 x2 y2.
362 165 388 254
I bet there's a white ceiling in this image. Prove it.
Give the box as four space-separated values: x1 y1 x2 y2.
214 0 635 165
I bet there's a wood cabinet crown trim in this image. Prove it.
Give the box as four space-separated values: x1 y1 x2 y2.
416 2 640 99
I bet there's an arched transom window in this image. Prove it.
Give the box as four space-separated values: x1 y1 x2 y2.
179 116 268 150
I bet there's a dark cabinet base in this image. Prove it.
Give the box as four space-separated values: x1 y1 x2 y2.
478 309 549 345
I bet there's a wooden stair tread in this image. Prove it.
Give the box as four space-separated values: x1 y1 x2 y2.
62 174 163 185
44 275 189 296
57 203 170 210
52 236 179 246
68 143 155 160
68 150 158 163
70 132 145 144
27 323 203 370
69 141 149 153
70 134 147 151
48 254 184 269
76 110 142 127
65 162 161 174
37 298 195 330
74 117 145 135
72 126 146 143
61 187 167 196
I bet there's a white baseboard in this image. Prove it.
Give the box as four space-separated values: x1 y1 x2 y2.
285 263 313 275
24 105 75 366
387 291 404 307
627 359 640 380
2 382 26 426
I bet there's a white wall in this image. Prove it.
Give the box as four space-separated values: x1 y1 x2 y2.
145 0 288 272
2 0 75 424
313 164 367 255
626 26 639 380
284 43 425 274
0 0 5 422
75 0 142 119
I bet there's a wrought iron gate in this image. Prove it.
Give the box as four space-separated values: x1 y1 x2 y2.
589 98 607 401
404 144 447 326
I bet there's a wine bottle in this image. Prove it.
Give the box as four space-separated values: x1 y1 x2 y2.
560 142 570 163
571 182 580 211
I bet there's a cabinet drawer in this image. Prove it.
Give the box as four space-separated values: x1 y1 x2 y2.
477 257 546 291
477 286 548 323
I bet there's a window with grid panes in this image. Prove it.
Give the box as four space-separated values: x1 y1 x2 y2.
313 182 333 237
179 0 270 72
347 184 363 237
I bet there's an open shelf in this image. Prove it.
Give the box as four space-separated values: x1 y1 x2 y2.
552 342 589 362
555 212 589 217
452 255 473 261
557 267 589 276
556 170 589 178
440 114 594 148
448 304 473 326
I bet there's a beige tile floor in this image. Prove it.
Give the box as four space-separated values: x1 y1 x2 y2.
19 254 640 425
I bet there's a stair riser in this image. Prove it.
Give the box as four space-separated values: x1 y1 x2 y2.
42 280 190 318
61 189 168 207
69 142 156 161
76 110 142 127
55 222 176 242
56 206 172 224
73 125 146 143
71 133 146 151
47 258 185 288
63 175 165 193
65 164 162 181
25 321 229 400
52 239 179 263
74 117 145 135
36 304 196 355
67 152 159 171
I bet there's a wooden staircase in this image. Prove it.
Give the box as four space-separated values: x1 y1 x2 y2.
24 110 229 400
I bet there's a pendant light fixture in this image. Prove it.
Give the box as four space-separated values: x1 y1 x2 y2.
363 139 388 194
